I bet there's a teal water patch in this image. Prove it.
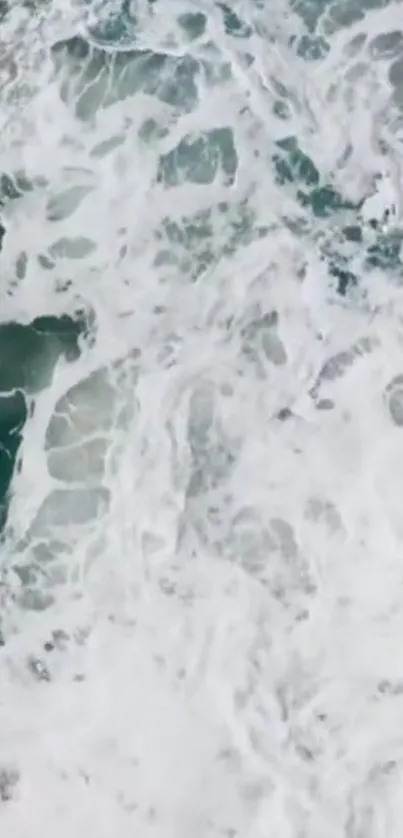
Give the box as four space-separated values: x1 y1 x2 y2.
298 185 359 218
217 2 252 38
292 0 388 33
87 0 137 47
87 0 249 45
273 136 320 189
157 128 238 188
0 391 26 533
366 229 403 271
0 172 47 257
0 314 88 535
296 34 330 60
273 136 360 216
0 172 46 203
51 36 200 120
156 199 266 281
273 135 403 294
178 12 207 40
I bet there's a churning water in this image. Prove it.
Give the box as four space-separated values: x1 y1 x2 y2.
0 0 403 834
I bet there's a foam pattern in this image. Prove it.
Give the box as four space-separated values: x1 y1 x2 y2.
0 0 403 834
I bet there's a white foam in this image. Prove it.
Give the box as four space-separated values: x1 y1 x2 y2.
1 0 403 834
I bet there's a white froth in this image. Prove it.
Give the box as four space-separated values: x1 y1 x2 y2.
1 0 403 835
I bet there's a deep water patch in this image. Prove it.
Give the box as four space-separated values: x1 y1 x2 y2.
0 313 89 534
273 136 403 295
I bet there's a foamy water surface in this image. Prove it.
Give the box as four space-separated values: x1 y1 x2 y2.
0 0 403 834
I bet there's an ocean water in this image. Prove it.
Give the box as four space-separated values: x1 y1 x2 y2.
0 0 403 834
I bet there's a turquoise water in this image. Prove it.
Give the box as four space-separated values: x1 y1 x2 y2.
0 0 403 834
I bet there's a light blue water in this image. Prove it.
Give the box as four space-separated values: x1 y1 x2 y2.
0 1 403 835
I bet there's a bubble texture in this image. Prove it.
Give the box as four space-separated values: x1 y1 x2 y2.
0 0 403 836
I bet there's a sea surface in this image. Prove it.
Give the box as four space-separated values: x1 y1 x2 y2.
0 0 403 834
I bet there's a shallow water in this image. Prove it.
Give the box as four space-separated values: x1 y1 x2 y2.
0 0 403 835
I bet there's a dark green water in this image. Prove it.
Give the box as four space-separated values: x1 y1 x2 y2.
0 316 88 534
